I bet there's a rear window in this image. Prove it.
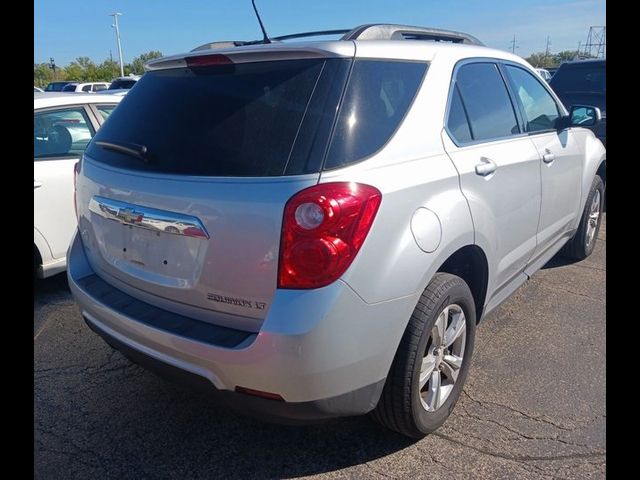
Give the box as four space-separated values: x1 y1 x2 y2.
87 58 426 177
46 82 69 92
550 62 605 94
87 59 350 176
108 79 137 90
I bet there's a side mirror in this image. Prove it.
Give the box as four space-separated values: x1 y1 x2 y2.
569 105 602 127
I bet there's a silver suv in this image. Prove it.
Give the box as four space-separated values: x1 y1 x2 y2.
68 25 606 438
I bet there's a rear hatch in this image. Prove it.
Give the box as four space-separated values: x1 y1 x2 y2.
76 48 353 331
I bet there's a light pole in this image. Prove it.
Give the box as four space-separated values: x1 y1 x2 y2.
109 12 124 77
49 57 57 80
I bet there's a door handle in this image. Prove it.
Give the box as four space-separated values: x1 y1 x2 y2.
543 152 555 163
34 180 43 189
475 157 497 176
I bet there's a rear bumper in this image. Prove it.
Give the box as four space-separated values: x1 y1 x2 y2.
37 256 66 279
68 231 418 421
84 314 384 423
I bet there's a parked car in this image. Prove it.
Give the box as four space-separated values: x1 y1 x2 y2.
34 92 123 278
68 24 605 438
100 88 130 97
62 82 111 93
547 66 559 77
34 86 44 92
45 81 75 92
534 67 552 82
108 75 141 90
550 59 606 145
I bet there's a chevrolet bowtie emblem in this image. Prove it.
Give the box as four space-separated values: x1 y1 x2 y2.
117 207 143 224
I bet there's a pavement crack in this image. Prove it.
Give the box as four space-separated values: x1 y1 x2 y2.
363 462 396 479
539 283 604 303
433 431 605 462
457 404 595 449
572 263 606 272
462 390 576 431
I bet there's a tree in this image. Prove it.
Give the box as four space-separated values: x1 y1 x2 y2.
97 59 121 81
34 50 165 85
526 49 598 68
556 50 581 63
63 62 84 82
129 50 163 75
525 52 556 68
34 63 54 87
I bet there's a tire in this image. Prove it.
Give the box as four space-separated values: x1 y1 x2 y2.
563 175 604 260
371 273 476 438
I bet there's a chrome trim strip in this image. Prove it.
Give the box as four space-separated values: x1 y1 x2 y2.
89 196 210 239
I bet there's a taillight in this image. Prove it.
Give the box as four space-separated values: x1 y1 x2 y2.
278 182 382 289
73 161 80 219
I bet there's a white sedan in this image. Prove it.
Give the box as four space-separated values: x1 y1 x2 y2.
34 92 123 278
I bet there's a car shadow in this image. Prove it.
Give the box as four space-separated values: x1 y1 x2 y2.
34 272 71 302
144 391 417 479
36 362 417 478
541 254 580 269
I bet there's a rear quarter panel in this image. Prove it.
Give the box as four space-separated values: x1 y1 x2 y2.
319 51 475 305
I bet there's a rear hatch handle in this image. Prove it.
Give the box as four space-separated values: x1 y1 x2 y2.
88 196 209 239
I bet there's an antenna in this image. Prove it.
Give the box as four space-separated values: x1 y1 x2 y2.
251 0 271 44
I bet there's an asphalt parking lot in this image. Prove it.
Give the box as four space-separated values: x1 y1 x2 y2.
34 216 605 480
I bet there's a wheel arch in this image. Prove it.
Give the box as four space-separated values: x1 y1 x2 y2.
578 133 606 221
597 159 606 187
34 227 52 268
34 243 43 272
436 245 489 324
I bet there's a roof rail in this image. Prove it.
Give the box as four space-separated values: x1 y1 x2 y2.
273 29 350 41
190 23 483 52
341 24 484 45
191 30 351 52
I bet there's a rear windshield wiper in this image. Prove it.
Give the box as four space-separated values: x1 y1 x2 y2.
95 140 150 163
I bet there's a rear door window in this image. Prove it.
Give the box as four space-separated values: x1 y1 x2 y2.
504 65 560 132
454 63 520 142
34 107 95 159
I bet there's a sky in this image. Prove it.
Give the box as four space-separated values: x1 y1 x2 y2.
34 0 606 66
